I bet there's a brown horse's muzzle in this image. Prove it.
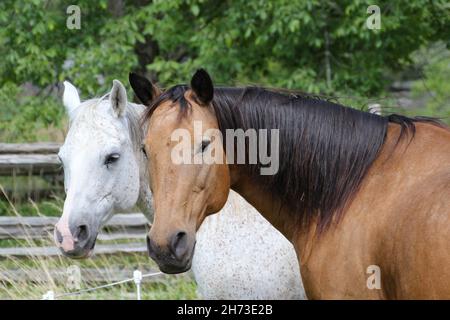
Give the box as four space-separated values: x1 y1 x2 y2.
146 230 196 274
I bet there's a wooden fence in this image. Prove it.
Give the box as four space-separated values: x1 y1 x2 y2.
0 142 64 202
0 142 62 176
0 213 148 257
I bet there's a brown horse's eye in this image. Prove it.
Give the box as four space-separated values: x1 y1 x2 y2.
200 139 211 153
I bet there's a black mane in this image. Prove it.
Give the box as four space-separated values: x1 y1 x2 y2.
143 85 445 231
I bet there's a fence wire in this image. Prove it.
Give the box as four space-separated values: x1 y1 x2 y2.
41 270 163 300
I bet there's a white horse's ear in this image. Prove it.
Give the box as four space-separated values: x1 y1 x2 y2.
63 81 81 117
110 80 127 118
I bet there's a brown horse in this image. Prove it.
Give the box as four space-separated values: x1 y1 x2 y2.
141 69 450 299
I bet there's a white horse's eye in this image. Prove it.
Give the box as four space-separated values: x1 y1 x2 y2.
105 153 120 167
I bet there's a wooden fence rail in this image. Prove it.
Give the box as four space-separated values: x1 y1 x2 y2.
0 142 62 176
0 143 61 154
0 213 149 257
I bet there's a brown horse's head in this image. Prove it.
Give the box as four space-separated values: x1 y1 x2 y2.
140 70 230 273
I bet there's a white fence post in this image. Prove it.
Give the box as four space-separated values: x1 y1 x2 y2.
42 290 55 300
133 270 142 300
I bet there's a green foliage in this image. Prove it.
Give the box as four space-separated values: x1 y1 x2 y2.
0 0 449 142
0 83 64 142
147 0 449 94
412 50 450 122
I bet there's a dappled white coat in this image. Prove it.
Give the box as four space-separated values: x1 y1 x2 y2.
60 80 305 300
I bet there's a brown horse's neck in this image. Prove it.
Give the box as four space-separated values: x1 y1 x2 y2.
228 121 450 245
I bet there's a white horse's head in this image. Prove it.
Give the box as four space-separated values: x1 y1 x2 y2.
54 78 155 258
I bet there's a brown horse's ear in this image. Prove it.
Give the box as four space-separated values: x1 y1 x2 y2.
129 72 160 106
190 69 213 105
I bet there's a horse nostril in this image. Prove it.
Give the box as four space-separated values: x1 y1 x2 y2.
170 231 188 261
74 225 89 245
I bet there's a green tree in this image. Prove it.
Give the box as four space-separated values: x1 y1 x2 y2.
412 47 450 121
0 0 448 141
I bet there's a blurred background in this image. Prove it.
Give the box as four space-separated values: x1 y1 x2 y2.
0 0 449 299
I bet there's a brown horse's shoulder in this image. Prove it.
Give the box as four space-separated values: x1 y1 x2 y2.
377 169 450 298
380 122 449 180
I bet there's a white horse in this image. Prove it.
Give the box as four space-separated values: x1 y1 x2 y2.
54 77 305 299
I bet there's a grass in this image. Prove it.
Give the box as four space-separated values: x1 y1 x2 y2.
0 197 63 217
0 251 198 300
0 186 198 300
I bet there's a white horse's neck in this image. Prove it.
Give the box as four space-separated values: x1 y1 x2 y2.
137 163 153 221
126 102 154 221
